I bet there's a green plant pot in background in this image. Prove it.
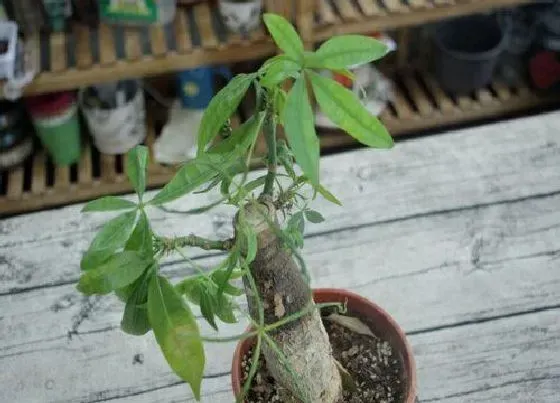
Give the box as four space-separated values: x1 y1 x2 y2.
27 92 81 166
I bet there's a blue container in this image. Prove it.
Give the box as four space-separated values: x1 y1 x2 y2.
177 66 232 110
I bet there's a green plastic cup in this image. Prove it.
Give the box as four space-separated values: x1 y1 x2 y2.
27 92 81 166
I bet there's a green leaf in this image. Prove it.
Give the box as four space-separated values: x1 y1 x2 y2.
316 184 342 206
283 76 320 185
81 211 138 271
274 88 287 123
305 35 388 70
176 277 203 305
208 112 265 155
260 56 301 88
212 271 244 297
305 210 325 223
200 289 218 331
77 251 151 295
126 146 149 201
214 293 237 324
82 196 137 213
149 153 238 206
277 140 296 179
197 73 256 155
263 14 304 61
121 272 152 335
240 176 267 196
212 250 243 297
125 210 153 258
148 275 205 400
308 70 393 148
288 211 305 235
242 224 257 263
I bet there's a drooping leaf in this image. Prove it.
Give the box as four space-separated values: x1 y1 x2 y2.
81 211 138 271
212 270 244 297
176 276 203 306
277 140 296 179
126 146 149 201
149 153 238 206
197 73 256 155
78 251 151 295
212 250 244 297
121 272 152 335
315 184 342 206
208 112 265 155
305 210 325 224
148 275 205 400
325 313 375 337
125 210 153 258
263 14 304 62
308 71 394 148
214 293 237 324
305 35 388 70
82 196 137 213
283 76 320 185
288 211 305 234
260 56 301 88
200 289 218 331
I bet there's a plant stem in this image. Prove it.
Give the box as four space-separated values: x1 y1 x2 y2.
263 302 344 333
262 105 277 196
202 330 258 344
158 235 234 252
238 333 263 403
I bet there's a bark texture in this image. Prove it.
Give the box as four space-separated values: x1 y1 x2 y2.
238 202 342 403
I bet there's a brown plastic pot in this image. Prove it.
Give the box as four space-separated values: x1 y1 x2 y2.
231 288 417 402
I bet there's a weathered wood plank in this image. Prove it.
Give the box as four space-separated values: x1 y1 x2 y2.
2 298 558 402
1 188 559 401
1 112 560 293
108 309 560 403
3 188 559 345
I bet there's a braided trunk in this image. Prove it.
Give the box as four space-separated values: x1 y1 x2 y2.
238 202 342 403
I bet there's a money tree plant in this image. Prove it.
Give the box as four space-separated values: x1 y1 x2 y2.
78 14 392 403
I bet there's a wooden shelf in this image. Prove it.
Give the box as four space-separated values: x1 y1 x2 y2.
1 68 559 216
313 0 536 40
2 0 538 97
1 2 276 97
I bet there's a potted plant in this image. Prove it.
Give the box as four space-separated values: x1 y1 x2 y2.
218 0 262 33
77 14 416 403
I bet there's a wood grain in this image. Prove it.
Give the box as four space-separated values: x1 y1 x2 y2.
124 28 143 61
1 114 560 402
149 24 168 57
193 3 219 49
73 24 93 69
173 8 192 53
98 24 117 65
2 112 560 291
332 0 361 21
355 0 384 16
1 195 559 400
49 32 67 73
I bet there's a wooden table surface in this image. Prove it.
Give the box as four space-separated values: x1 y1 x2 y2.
1 112 559 402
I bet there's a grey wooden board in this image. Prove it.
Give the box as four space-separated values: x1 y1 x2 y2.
1 112 560 402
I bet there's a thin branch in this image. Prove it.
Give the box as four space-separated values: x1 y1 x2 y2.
262 103 277 196
157 234 234 253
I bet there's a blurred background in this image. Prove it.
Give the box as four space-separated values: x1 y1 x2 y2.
0 0 559 216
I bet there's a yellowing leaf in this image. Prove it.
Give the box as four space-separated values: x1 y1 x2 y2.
148 275 205 400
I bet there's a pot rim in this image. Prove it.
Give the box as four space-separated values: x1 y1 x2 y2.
231 287 417 402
